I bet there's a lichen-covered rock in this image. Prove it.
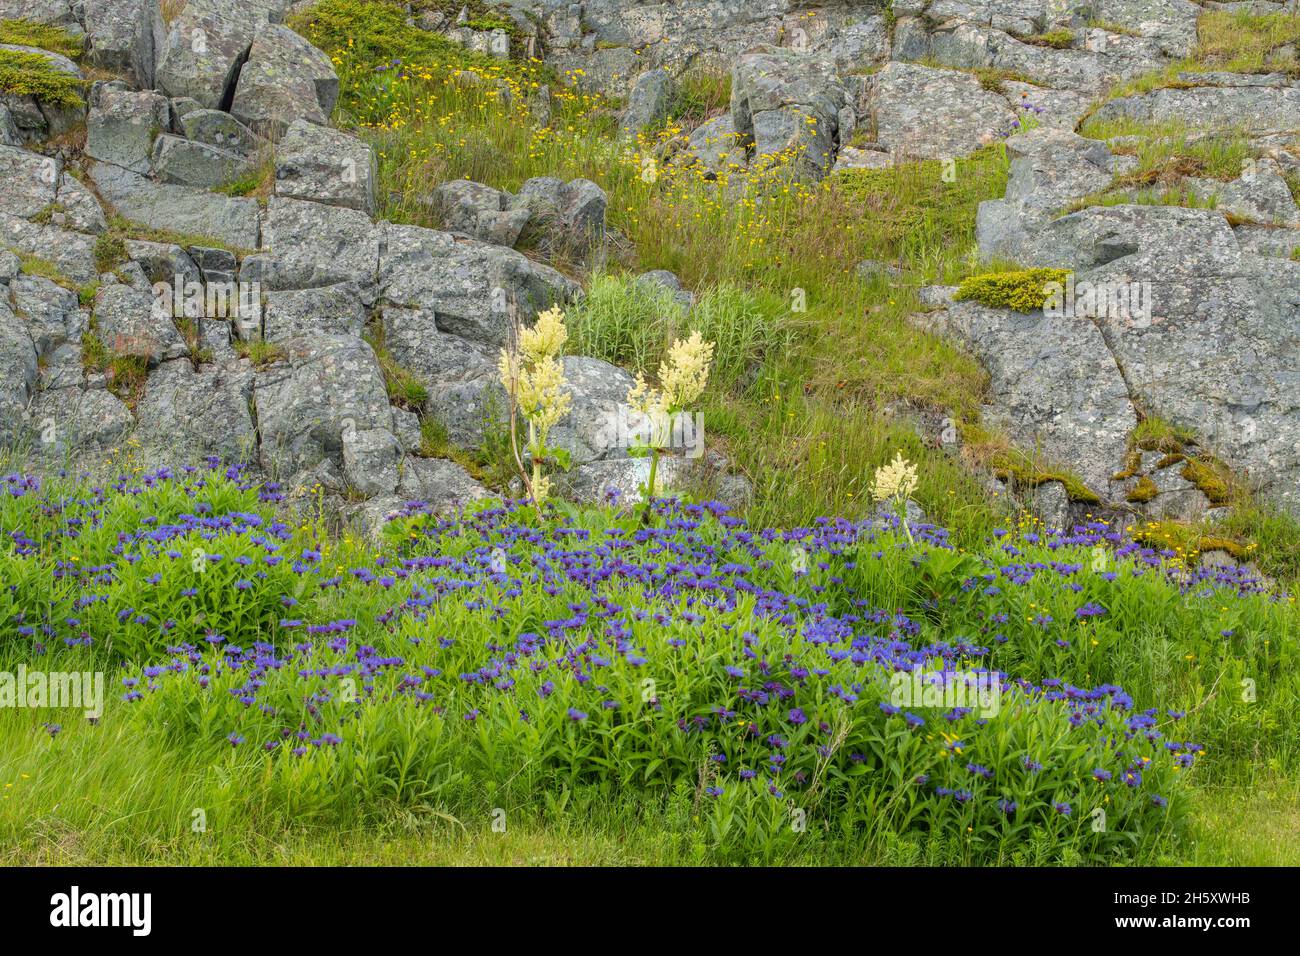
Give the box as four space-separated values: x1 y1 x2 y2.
507 177 608 253
274 119 376 213
682 114 747 177
621 68 676 135
134 357 257 465
125 239 203 288
870 62 1014 161
0 214 98 282
0 43 85 142
976 126 1118 260
150 133 254 189
1091 78 1300 134
731 46 848 175
91 282 188 365
155 0 267 109
342 426 402 496
29 386 134 457
9 275 84 359
89 162 261 250
430 179 530 247
230 25 339 140
352 457 491 537
84 84 171 175
177 108 258 154
0 144 62 220
378 223 579 347
257 195 379 290
83 0 165 90
0 294 38 448
253 333 392 477
911 292 1137 496
0 104 21 146
263 283 367 343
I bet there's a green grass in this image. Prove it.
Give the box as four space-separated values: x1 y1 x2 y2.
233 340 286 367
1022 30 1074 50
9 251 98 305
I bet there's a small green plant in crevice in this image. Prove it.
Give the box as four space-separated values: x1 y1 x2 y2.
105 354 150 407
1132 416 1197 454
953 267 1072 313
93 233 128 274
1022 29 1074 50
234 339 286 368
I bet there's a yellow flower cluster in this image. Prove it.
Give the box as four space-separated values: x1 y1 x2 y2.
626 330 715 416
498 307 573 502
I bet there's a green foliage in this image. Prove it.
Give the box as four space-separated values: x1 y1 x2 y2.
953 267 1072 312
3 470 1295 864
568 275 792 394
0 46 83 109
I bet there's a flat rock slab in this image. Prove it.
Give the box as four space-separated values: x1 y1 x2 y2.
89 161 261 250
274 119 376 213
870 62 1014 160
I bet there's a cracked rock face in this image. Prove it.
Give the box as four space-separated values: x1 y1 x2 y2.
960 131 1300 512
0 0 1292 524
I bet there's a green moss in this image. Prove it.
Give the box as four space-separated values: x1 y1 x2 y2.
1133 521 1249 561
953 268 1072 312
1126 476 1159 503
1181 456 1233 505
1154 452 1186 470
0 47 83 109
0 19 84 58
1112 448 1143 481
